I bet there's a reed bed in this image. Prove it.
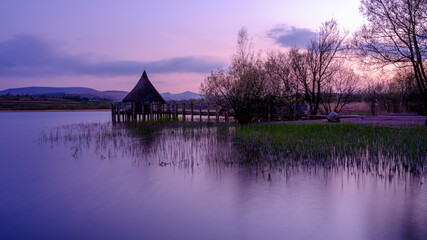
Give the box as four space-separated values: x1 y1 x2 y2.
232 123 427 176
40 121 236 167
40 121 427 177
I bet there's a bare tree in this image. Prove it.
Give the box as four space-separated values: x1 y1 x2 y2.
354 0 427 114
287 47 309 115
363 81 384 115
321 67 359 114
303 19 347 115
200 28 267 124
264 50 295 105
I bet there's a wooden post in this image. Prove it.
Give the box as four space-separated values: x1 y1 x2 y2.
182 103 186 122
122 103 125 122
166 103 169 119
111 103 116 123
150 102 153 121
307 105 310 120
162 104 165 119
132 102 136 121
174 103 178 120
119 103 123 122
156 103 159 120
153 102 156 120
157 103 160 120
207 103 210 121
141 104 145 122
116 103 120 122
199 103 202 122
268 104 271 122
216 106 219 123
191 102 194 122
115 103 118 122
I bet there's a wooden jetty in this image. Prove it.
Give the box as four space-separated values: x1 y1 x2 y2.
111 101 228 123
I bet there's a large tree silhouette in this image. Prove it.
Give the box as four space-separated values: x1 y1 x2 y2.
355 0 427 114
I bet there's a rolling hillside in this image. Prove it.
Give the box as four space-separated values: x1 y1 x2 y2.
0 87 202 101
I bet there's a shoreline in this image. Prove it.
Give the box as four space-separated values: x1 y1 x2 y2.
0 109 110 113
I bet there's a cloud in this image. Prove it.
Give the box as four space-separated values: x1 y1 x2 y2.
0 34 226 77
267 25 317 48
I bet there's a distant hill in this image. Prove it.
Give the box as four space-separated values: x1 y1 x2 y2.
0 87 202 101
161 91 203 101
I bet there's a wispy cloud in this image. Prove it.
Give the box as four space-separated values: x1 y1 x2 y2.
267 25 317 48
0 35 226 77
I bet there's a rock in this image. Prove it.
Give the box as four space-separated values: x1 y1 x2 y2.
326 111 340 123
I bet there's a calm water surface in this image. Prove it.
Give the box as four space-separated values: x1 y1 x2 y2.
0 112 426 240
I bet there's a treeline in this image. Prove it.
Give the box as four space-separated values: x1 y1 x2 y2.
201 0 427 124
201 20 356 124
363 70 424 115
0 94 112 111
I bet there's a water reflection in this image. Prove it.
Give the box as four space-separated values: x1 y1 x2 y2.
42 122 426 183
0 111 425 240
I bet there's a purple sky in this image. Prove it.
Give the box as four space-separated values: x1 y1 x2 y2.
0 0 363 93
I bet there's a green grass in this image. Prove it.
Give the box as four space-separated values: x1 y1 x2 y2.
232 123 427 175
41 120 426 176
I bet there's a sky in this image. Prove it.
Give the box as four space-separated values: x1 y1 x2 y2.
0 0 364 93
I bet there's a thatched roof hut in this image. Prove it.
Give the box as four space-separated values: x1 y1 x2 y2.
122 71 165 104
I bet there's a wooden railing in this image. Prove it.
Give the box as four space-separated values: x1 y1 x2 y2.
111 102 316 123
111 102 230 123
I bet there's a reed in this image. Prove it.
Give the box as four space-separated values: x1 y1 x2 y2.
40 121 426 177
232 123 427 175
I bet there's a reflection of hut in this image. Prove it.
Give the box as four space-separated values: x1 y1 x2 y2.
112 70 165 122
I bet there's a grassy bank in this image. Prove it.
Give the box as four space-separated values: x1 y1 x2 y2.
0 95 111 111
233 123 427 175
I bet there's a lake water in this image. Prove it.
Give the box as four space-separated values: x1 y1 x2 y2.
0 112 426 240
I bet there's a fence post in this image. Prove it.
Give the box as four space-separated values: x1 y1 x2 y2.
141 104 144 122
111 103 116 123
132 102 136 121
199 103 202 121
207 103 210 121
182 103 186 122
191 102 194 122
150 102 153 121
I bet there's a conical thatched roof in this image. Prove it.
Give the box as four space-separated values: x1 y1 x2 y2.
122 71 165 103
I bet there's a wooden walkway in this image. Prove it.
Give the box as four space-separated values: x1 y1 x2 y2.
111 102 230 123
111 102 319 123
